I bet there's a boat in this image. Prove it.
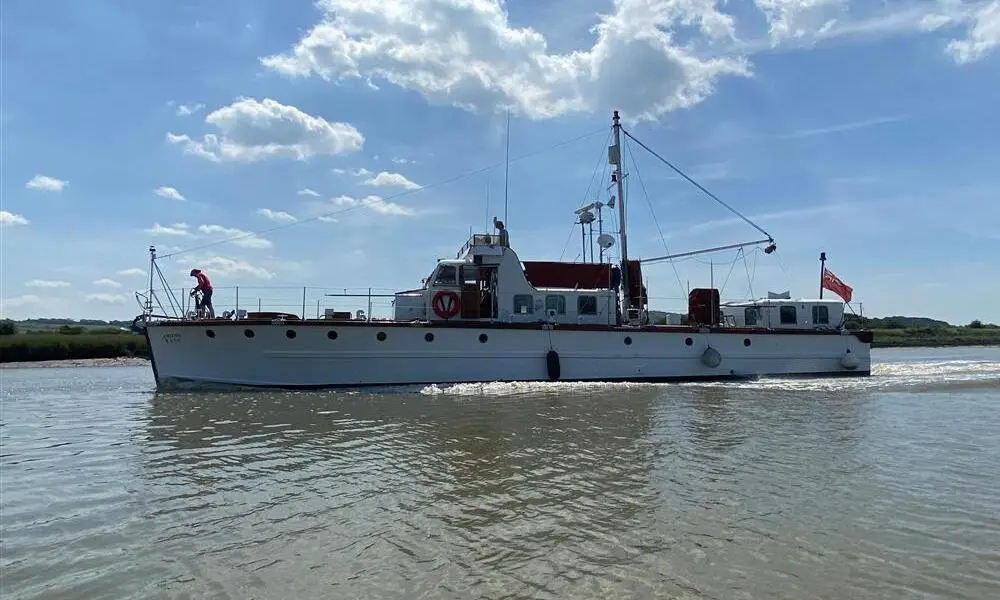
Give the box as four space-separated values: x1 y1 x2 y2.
133 111 872 389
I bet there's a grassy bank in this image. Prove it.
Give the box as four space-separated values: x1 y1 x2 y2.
868 327 1000 349
0 332 149 363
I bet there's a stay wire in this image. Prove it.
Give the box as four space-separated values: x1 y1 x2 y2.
623 135 685 296
620 127 773 241
561 129 613 261
159 127 610 260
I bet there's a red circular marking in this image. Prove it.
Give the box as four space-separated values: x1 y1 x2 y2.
432 290 461 319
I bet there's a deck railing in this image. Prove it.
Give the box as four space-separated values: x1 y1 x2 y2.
136 285 865 327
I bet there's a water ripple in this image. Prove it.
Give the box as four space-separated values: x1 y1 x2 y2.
2 349 999 598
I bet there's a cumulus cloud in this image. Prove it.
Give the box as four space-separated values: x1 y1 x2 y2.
260 0 747 124
145 222 193 236
154 186 186 201
1 211 30 227
260 0 999 124
118 268 147 278
93 278 123 288
25 279 71 288
84 293 127 304
178 256 276 280
167 97 365 162
297 188 321 197
332 194 414 216
256 208 298 222
197 225 273 249
364 171 422 190
25 174 68 191
946 0 1000 64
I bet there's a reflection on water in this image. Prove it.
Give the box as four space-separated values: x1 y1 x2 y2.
2 347 999 599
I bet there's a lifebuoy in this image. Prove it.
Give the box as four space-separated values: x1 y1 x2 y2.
432 290 461 319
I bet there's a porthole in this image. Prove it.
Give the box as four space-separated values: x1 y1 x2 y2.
425 332 434 342
286 330 297 339
478 333 488 343
744 338 751 347
624 336 632 345
377 332 387 342
327 330 338 340
244 329 254 339
685 337 693 346
206 329 216 338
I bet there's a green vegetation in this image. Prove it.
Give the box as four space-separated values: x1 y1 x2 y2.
0 319 148 363
845 315 999 348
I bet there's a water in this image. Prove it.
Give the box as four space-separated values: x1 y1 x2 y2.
2 347 999 599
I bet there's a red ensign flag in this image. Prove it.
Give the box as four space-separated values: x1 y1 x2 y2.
822 268 853 303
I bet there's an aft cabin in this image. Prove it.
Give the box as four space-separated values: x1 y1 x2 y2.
393 228 645 326
719 298 845 330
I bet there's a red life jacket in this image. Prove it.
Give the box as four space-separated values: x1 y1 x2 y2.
195 272 212 291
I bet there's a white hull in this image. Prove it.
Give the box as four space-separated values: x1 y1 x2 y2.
145 322 871 389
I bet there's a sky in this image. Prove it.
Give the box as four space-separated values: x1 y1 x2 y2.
2 0 998 325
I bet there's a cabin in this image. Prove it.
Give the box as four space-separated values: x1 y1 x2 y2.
393 228 648 325
719 298 845 330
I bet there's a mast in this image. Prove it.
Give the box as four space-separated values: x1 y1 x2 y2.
611 110 630 319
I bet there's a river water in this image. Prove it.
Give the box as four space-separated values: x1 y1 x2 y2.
1 347 999 599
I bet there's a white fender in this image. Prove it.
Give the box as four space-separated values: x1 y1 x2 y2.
841 350 860 370
701 346 722 368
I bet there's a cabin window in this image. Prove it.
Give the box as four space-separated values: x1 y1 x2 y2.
745 307 759 326
461 266 479 285
433 265 457 286
780 305 797 325
812 305 830 325
578 295 597 316
513 294 534 314
545 295 566 315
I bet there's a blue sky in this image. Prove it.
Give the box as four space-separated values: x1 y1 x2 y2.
2 0 998 324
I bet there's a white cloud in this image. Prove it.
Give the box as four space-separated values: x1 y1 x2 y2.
197 224 273 249
167 97 365 162
25 174 68 191
25 279 71 288
297 188 321 197
364 171 422 190
2 295 42 309
946 1 1000 64
176 102 205 117
392 157 419 165
178 256 276 279
145 222 193 236
257 208 298 223
260 0 748 124
118 268 147 278
84 293 127 304
1 211 30 227
755 0 845 43
260 1 1000 123
93 278 123 288
154 186 186 201
333 167 373 177
332 194 414 216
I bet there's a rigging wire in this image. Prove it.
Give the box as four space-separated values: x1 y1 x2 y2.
623 135 685 296
561 129 613 261
620 127 774 242
159 127 610 260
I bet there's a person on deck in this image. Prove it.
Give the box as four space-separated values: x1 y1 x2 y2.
189 268 215 319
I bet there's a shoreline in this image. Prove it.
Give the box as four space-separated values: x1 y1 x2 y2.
0 357 151 370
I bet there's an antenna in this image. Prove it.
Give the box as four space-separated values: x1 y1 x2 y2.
486 176 490 232
503 109 511 227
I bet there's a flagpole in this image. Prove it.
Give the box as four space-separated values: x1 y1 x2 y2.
819 252 826 299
